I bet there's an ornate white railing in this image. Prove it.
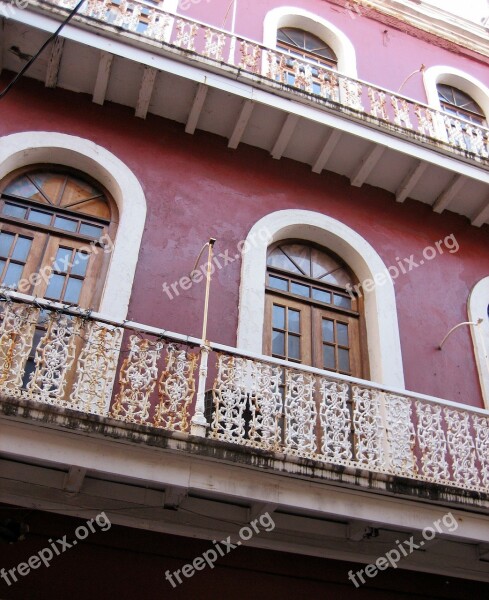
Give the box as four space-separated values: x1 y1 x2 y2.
39 0 489 162
1 291 489 494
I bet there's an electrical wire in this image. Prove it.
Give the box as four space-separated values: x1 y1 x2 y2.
0 0 85 100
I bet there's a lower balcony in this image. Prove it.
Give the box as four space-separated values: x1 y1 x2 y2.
1 290 489 498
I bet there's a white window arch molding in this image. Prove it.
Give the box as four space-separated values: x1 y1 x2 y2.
423 66 489 122
468 276 489 409
0 131 147 322
237 209 404 388
263 6 358 78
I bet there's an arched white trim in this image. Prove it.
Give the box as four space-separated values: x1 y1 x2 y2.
237 210 404 387
468 277 489 409
423 66 489 122
263 6 358 77
0 132 147 321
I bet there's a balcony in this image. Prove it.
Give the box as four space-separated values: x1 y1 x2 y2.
3 0 487 225
1 290 488 498
34 0 487 165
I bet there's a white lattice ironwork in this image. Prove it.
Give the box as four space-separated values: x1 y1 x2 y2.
283 370 317 456
444 408 480 487
415 402 450 481
266 51 287 82
247 361 282 451
473 415 489 489
445 116 466 150
111 336 163 424
210 354 248 443
385 395 417 476
174 20 199 51
391 96 413 129
203 29 226 61
368 88 388 120
465 125 489 157
414 105 437 137
239 41 261 72
318 379 353 462
0 301 39 395
70 323 122 416
319 70 339 102
352 386 385 468
342 80 364 111
145 11 172 41
155 346 197 432
25 313 82 406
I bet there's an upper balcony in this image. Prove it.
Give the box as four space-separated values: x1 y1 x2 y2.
2 0 489 225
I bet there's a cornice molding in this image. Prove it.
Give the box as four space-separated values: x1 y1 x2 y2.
350 0 489 58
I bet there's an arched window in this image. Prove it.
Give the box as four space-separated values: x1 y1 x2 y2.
277 28 337 69
276 28 337 95
264 241 367 378
437 84 487 125
0 166 117 309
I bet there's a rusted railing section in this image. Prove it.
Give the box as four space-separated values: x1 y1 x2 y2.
41 0 489 162
1 292 489 494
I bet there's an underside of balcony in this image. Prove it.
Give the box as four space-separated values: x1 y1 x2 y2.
1 3 488 226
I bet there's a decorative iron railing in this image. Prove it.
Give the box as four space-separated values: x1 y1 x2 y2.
39 0 489 162
1 291 489 494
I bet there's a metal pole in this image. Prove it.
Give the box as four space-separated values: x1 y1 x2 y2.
191 238 216 436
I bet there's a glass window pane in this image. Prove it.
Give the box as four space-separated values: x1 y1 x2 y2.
0 259 5 275
322 319 334 343
4 178 40 200
11 236 32 262
291 282 310 297
323 344 336 370
288 309 300 334
272 304 285 329
338 348 350 372
64 278 83 304
337 322 349 347
54 248 73 273
45 273 66 300
312 288 331 304
28 209 52 225
334 294 352 310
71 252 89 277
54 216 78 232
3 263 23 288
79 223 104 238
288 334 300 360
272 331 285 356
0 232 14 257
269 275 288 291
3 203 27 219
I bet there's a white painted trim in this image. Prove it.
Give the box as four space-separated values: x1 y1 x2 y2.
237 210 405 387
468 276 489 409
263 6 358 77
423 66 489 122
162 0 178 13
0 132 146 321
